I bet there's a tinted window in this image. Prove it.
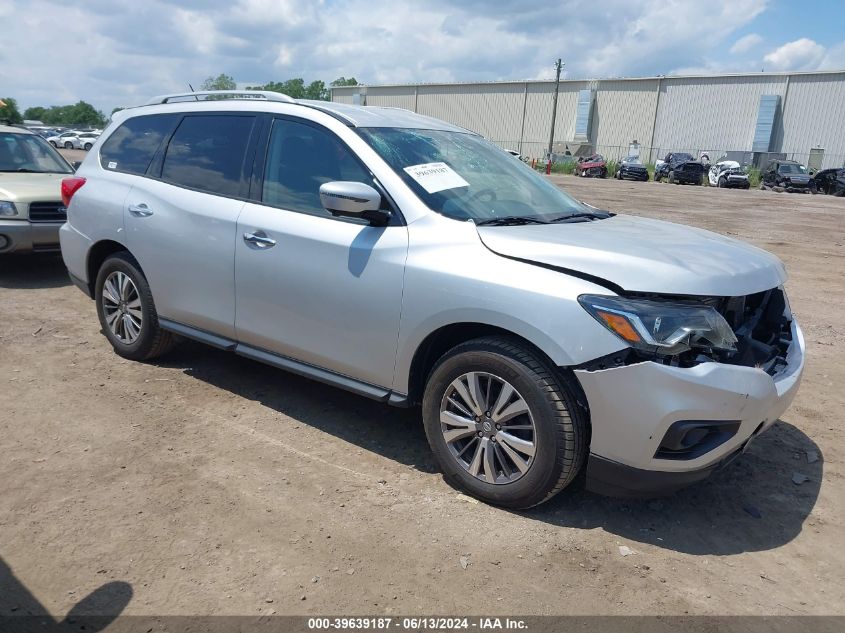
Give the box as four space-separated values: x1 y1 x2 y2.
160 115 254 197
0 132 73 174
262 118 371 217
101 114 177 175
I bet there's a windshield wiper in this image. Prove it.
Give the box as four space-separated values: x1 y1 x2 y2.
475 216 549 226
548 211 614 223
0 168 46 173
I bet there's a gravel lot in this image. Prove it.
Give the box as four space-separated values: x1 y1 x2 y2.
1 171 843 618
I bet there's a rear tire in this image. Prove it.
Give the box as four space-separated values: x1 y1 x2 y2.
422 336 588 509
95 252 178 361
718 177 726 188
668 170 676 184
84 142 93 150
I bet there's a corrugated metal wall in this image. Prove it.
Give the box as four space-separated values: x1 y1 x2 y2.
332 71 845 168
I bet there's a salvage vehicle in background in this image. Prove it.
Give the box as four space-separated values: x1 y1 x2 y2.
576 154 607 178
614 157 649 181
708 160 750 189
47 130 83 149
810 168 845 196
653 152 705 185
761 159 812 193
78 131 100 151
60 91 804 508
0 124 75 254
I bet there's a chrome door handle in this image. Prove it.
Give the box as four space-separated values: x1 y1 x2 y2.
243 231 276 248
128 203 153 217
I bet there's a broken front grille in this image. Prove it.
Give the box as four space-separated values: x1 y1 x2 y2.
714 288 793 376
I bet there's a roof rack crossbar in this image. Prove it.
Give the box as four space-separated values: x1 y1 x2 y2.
144 90 296 105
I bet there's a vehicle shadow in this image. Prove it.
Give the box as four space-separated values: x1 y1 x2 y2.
159 341 821 555
0 555 132 630
0 254 69 289
158 341 438 473
523 420 823 556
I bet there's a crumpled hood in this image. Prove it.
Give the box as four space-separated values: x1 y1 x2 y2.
783 174 811 183
0 173 65 203
478 214 787 296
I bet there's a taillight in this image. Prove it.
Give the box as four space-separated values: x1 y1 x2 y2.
61 177 86 208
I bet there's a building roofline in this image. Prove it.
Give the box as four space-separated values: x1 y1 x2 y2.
329 68 845 91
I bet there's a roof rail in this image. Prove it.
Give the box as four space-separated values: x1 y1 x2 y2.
144 90 296 105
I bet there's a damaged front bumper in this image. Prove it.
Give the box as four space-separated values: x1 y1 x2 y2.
573 319 804 497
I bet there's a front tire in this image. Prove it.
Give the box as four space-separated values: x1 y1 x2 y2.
95 252 177 361
718 177 726 188
668 170 676 184
64 141 73 149
84 142 93 150
422 337 587 509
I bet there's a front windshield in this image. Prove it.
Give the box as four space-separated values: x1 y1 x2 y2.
778 163 807 174
0 132 74 174
357 127 589 222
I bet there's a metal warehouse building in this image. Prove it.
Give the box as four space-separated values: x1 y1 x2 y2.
331 70 845 170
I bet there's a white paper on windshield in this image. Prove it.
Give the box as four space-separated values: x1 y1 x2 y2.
403 162 469 194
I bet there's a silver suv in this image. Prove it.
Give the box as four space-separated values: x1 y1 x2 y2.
60 91 804 508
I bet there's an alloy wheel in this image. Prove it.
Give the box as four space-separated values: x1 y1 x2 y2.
439 371 536 485
102 271 143 344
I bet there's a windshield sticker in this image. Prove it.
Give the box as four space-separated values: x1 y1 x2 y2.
403 162 469 194
107 161 117 169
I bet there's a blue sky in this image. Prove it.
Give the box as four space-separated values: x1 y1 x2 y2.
1 0 842 113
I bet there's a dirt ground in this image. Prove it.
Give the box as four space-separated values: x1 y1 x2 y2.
1 173 844 618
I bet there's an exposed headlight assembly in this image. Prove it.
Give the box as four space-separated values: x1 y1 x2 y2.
0 201 18 217
578 294 737 356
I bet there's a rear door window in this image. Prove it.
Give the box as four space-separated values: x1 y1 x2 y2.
161 114 256 197
100 114 177 175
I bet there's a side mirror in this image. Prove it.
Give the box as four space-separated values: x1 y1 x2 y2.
72 161 82 171
319 181 390 226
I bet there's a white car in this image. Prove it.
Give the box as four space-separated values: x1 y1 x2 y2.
47 131 84 149
708 160 751 189
77 132 101 151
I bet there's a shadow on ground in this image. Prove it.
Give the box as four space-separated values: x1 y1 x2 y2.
0 254 69 289
158 341 436 474
0 556 132 630
158 340 823 556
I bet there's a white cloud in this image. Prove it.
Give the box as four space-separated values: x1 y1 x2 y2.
763 38 826 71
730 33 763 55
3 0 833 116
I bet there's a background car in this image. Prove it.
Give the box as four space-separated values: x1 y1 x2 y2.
708 160 750 189
77 131 100 150
0 124 76 254
614 157 649 181
810 168 845 196
46 130 83 149
761 159 811 193
576 154 607 178
654 152 705 185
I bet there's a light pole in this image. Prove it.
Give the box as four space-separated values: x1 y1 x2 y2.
547 58 564 162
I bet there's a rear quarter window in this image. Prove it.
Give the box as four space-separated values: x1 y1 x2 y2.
100 114 178 175
160 114 255 198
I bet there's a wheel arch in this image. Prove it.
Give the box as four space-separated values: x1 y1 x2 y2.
85 239 135 297
404 322 588 413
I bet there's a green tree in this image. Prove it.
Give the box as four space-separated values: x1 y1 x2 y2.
247 78 330 101
0 97 24 124
23 106 47 122
201 74 236 91
305 80 328 100
330 77 359 87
